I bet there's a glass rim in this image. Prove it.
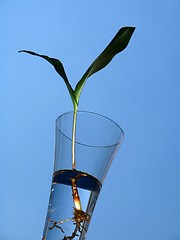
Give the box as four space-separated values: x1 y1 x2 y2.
56 110 125 148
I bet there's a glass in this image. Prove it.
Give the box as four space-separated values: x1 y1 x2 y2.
42 111 124 240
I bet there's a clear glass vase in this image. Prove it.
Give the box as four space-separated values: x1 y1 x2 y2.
42 111 124 240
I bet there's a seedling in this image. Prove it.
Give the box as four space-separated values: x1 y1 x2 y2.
19 26 135 239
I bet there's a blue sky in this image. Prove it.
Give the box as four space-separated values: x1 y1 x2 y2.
1 1 180 240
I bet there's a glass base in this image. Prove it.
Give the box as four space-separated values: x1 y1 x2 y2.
42 169 101 240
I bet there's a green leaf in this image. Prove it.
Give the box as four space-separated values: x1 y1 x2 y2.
74 26 135 102
18 50 77 106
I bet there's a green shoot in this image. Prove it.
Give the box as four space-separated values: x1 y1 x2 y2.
19 26 135 169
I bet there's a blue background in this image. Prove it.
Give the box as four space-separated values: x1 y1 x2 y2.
1 1 180 239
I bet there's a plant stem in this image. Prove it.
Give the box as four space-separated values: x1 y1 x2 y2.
72 104 78 169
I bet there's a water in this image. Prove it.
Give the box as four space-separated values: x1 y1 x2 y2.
42 169 102 240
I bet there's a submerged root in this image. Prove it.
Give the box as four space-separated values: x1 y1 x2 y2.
49 208 90 239
49 173 90 239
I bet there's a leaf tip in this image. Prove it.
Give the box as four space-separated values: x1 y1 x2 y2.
18 50 26 54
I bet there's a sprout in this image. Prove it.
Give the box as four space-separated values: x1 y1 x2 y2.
19 26 135 169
